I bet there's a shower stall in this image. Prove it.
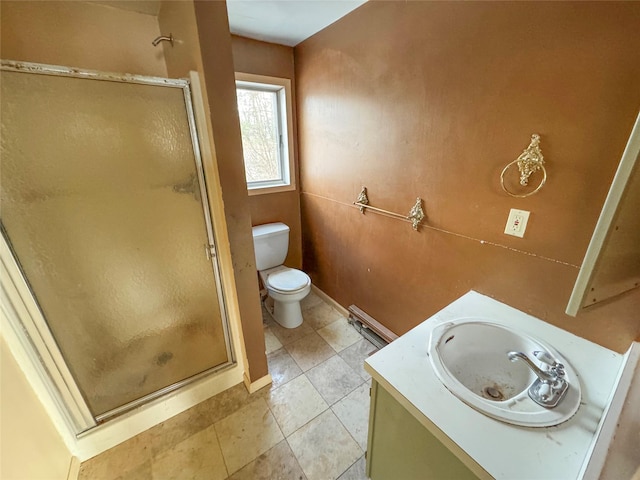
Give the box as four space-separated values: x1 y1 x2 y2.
0 60 236 432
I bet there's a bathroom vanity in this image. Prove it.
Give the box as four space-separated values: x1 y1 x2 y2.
364 291 637 479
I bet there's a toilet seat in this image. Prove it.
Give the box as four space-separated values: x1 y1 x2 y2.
266 268 310 294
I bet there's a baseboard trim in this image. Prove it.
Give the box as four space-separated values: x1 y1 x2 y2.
244 372 273 394
311 285 349 317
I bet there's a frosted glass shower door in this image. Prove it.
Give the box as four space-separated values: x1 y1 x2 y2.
1 64 233 418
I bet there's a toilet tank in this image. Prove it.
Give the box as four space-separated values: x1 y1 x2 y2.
252 223 290 271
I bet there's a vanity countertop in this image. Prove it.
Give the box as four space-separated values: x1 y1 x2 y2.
365 291 625 480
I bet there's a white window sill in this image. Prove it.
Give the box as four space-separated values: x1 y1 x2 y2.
247 183 297 196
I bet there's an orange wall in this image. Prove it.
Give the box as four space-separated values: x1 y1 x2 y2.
295 1 640 352
231 35 303 269
0 1 166 76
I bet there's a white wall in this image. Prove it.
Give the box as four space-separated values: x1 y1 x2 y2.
0 336 72 480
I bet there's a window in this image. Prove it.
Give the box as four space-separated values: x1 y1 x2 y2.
235 73 295 194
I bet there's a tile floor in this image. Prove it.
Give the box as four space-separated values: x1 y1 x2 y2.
78 291 378 480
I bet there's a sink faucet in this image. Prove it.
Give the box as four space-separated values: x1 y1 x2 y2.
507 351 569 408
507 351 556 382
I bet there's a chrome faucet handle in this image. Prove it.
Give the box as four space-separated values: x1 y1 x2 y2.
533 350 556 367
533 350 566 378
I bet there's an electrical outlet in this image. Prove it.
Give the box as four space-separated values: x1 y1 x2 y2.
504 209 530 238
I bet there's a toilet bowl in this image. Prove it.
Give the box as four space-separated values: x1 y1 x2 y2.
252 223 311 329
260 266 311 328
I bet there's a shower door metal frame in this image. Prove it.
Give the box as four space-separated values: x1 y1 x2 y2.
0 60 236 432
1 230 96 433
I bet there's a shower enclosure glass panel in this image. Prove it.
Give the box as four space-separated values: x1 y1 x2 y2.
1 66 232 417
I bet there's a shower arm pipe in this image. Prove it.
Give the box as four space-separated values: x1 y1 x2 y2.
353 186 425 231
152 34 173 47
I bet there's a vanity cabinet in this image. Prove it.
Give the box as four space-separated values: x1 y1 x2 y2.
364 292 628 480
366 380 481 480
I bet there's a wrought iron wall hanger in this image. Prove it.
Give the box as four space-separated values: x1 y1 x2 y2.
353 186 425 231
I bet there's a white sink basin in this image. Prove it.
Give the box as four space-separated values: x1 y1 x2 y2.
428 318 581 427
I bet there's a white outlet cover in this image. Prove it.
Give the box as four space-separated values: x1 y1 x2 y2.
504 209 530 238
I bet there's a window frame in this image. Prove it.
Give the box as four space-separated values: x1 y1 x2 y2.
235 72 295 195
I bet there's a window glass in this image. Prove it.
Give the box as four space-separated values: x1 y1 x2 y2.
237 88 281 183
235 75 293 194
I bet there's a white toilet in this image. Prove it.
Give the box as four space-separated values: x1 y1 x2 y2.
252 222 311 329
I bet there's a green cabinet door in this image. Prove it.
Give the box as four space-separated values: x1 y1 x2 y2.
367 380 485 480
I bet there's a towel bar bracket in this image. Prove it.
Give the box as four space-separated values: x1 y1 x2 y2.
353 186 425 231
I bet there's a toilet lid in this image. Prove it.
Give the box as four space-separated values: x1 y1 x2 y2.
268 269 310 293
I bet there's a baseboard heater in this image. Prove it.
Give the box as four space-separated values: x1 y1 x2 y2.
347 305 398 350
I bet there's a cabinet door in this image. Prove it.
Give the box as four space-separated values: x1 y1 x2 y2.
367 380 482 480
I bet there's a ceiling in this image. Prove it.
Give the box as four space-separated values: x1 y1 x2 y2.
89 0 366 48
226 0 367 47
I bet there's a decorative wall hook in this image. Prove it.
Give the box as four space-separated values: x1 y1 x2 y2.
408 198 425 231
356 186 369 213
500 134 547 198
353 186 425 231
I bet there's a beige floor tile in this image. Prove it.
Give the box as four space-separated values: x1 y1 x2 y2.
265 374 328 436
141 409 204 458
115 461 152 480
301 291 324 311
317 319 363 353
79 434 152 480
288 410 363 480
269 318 315 346
338 339 378 380
285 331 336 371
331 382 371 451
307 355 364 405
264 326 283 354
151 424 227 480
228 440 307 480
304 301 343 331
337 456 367 480
214 397 284 474
267 347 302 388
144 382 251 456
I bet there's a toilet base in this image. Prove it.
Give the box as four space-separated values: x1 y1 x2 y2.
273 299 304 329
259 273 310 329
